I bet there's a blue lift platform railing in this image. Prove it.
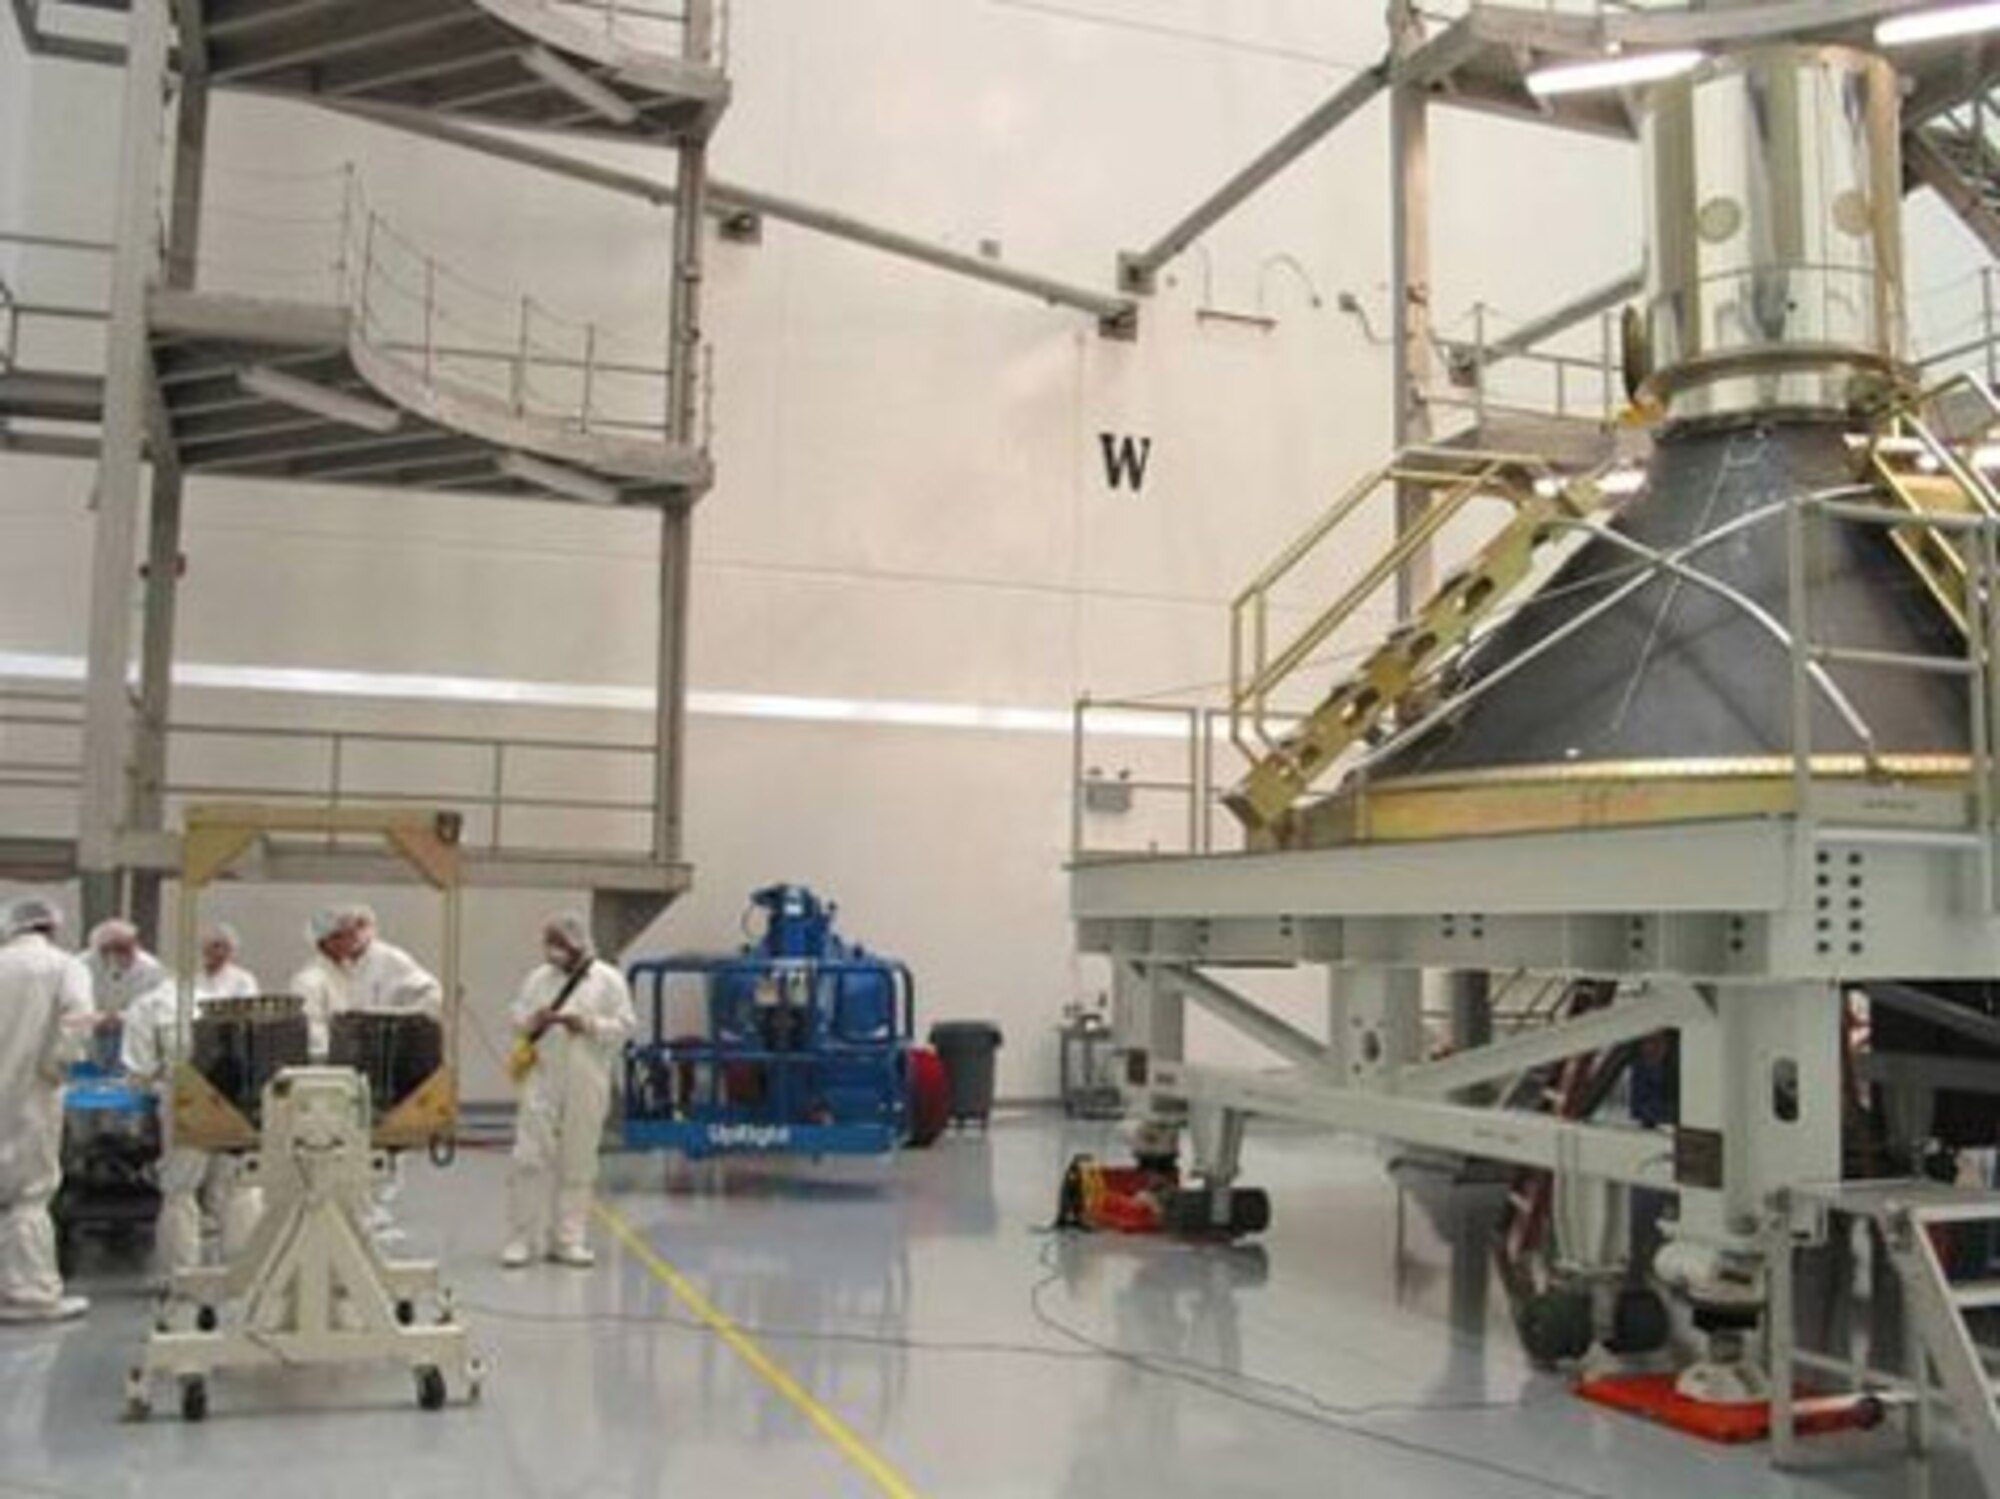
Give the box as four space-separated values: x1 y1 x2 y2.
623 946 918 1160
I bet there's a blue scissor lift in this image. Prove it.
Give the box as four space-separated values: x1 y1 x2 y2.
623 886 916 1159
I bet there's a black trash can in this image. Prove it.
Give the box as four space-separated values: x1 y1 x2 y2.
928 1021 1003 1128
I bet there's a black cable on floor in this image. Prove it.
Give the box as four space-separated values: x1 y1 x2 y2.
457 1233 1613 1499
1023 1238 1618 1499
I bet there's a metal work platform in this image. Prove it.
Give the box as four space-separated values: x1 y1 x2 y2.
0 0 728 935
165 0 724 141
150 288 705 502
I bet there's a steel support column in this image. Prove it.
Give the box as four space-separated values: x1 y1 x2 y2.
131 66 209 946
1675 982 1843 1251
80 0 170 929
652 0 714 870
1389 4 1434 620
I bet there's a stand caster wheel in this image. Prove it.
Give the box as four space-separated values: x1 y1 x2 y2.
180 1377 209 1423
124 1372 152 1423
395 1300 416 1327
1607 1285 1671 1357
1518 1287 1594 1368
195 1306 218 1334
466 1357 487 1404
416 1366 447 1412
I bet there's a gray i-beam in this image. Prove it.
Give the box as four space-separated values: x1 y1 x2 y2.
79 0 170 929
130 59 209 945
1389 2 1433 621
319 100 1138 338
1449 269 1645 378
654 0 714 873
1116 62 1387 297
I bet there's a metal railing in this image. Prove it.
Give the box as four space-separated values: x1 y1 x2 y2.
1437 303 1623 435
333 169 689 443
0 230 113 385
0 162 711 453
1227 449 1553 766
0 688 658 855
544 0 730 65
1070 698 1233 862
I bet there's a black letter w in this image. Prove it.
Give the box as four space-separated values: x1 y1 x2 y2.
1099 433 1153 492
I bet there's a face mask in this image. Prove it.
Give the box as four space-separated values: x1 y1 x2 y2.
545 944 574 969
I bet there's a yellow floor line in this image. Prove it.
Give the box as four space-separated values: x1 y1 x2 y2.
593 1199 923 1499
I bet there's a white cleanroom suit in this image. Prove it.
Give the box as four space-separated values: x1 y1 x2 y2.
0 919 95 1320
121 978 264 1276
293 937 440 1062
505 955 634 1265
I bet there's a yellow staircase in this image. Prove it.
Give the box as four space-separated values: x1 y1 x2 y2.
1864 378 2000 636
1226 449 1605 835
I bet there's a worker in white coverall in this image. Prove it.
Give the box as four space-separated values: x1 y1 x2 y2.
290 908 360 1061
193 924 258 1004
503 913 634 1269
291 906 441 1061
0 898 96 1322
83 918 166 1021
121 928 265 1276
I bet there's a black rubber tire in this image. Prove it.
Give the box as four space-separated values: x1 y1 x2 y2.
395 1300 416 1327
1162 1187 1272 1239
1518 1288 1594 1368
1606 1285 1671 1357
195 1306 218 1334
416 1366 447 1412
180 1378 209 1424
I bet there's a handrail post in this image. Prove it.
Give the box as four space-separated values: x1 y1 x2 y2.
1600 309 1615 422
423 256 437 382
513 296 531 414
1969 521 1995 911
1070 697 1088 860
1186 706 1202 854
1472 301 1488 437
359 211 378 333
1984 266 1997 392
1785 493 1815 899
334 164 355 299
580 324 597 431
327 734 344 851
701 342 716 451
491 741 506 851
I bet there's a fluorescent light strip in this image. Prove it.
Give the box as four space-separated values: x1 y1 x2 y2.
1525 49 1703 99
1878 3 2000 46
0 652 1194 741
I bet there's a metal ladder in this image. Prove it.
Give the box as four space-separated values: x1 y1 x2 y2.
1886 1196 2000 1494
1224 448 1604 835
1863 380 2000 637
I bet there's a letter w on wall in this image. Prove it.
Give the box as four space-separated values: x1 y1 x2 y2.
1099 433 1153 493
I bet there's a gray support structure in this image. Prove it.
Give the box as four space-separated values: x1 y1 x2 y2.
321 101 1138 336
1116 63 1387 296
131 61 210 945
1451 269 1644 378
1389 6 1434 620
653 0 715 871
79 0 171 929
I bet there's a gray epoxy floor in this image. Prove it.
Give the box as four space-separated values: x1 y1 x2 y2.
0 1115 1985 1499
